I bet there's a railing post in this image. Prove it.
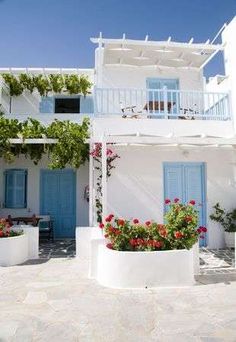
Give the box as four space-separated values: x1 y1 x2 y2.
163 86 168 119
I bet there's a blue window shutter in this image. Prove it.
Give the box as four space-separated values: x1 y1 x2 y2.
80 95 94 114
163 164 183 211
5 170 27 208
39 97 54 113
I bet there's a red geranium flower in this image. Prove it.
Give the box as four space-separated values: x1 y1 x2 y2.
174 198 179 203
189 200 196 205
117 219 125 226
105 216 112 223
201 226 207 233
174 231 184 239
185 216 192 223
145 221 151 226
99 223 104 229
104 234 109 238
154 240 163 248
133 218 139 224
106 243 114 249
165 199 171 205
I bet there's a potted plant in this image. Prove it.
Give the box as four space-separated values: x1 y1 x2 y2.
210 203 236 248
92 199 205 288
0 219 28 266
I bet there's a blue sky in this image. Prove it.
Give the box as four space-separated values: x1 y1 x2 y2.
0 0 235 77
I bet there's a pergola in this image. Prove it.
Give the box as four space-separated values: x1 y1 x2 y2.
89 132 236 226
91 34 224 70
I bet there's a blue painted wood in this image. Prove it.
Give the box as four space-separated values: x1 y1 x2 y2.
40 169 76 238
80 95 94 113
5 169 27 208
163 162 207 247
39 96 54 113
146 78 179 118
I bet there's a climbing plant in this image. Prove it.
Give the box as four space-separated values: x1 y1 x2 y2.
0 115 90 168
91 143 120 223
1 73 92 97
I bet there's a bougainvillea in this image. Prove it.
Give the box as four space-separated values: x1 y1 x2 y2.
91 143 120 223
101 200 207 251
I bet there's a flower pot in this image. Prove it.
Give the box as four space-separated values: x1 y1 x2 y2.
224 232 235 248
95 244 196 288
0 234 28 266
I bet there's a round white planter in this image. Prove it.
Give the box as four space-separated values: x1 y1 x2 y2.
224 232 235 248
96 245 195 288
0 234 28 267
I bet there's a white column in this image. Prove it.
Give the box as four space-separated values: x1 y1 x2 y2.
101 137 107 222
89 140 94 226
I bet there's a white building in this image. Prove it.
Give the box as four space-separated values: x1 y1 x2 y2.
0 19 236 248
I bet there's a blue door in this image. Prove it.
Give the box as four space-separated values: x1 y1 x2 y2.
146 78 179 118
163 162 207 247
40 169 76 238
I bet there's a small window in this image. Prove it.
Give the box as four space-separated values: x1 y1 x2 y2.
54 97 80 113
4 169 27 208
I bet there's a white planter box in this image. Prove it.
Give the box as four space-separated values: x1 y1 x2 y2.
224 232 235 248
0 234 28 267
12 225 39 259
96 244 195 288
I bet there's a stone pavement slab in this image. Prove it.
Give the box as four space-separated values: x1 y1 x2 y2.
0 256 236 341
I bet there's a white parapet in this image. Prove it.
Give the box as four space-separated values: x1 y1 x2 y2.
0 234 28 267
12 225 39 259
76 226 104 259
95 245 196 288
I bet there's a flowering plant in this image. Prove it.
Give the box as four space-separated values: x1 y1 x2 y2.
0 219 23 238
100 199 207 251
91 143 120 223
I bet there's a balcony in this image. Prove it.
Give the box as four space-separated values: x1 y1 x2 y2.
94 88 231 121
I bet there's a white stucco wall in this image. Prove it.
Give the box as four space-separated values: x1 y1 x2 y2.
0 155 89 227
106 145 236 248
100 65 204 91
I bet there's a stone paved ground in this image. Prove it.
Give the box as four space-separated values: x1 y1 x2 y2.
1 242 236 341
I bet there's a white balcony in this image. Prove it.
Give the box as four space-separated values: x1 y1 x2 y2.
94 88 231 121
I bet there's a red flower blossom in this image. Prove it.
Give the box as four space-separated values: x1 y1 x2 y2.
165 199 171 205
145 221 151 226
115 230 121 235
129 239 136 246
133 218 139 224
106 243 114 249
174 231 184 239
174 198 180 203
201 226 207 233
104 234 109 238
154 240 163 248
99 223 104 229
189 200 196 205
0 231 4 237
105 216 112 223
185 216 192 223
197 228 202 234
117 219 125 226
159 229 167 237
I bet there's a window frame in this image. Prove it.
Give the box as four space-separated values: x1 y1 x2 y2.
4 169 28 209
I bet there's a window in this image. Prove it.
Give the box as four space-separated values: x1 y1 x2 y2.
4 169 27 208
54 97 80 113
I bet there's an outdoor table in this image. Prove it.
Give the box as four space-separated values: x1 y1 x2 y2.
143 100 175 112
11 216 42 226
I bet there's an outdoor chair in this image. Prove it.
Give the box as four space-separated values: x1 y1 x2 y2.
38 216 54 241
